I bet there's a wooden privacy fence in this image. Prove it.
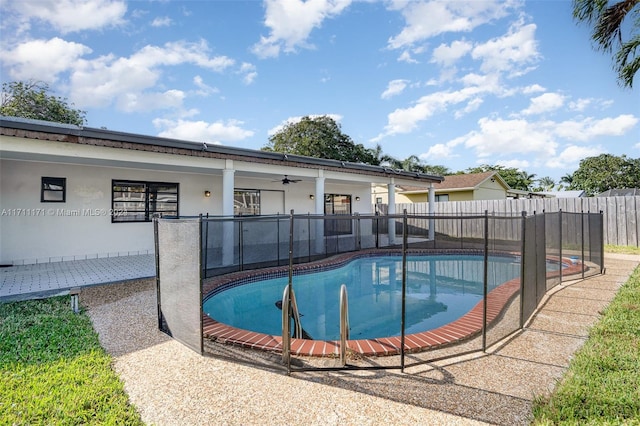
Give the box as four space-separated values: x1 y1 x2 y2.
389 196 640 247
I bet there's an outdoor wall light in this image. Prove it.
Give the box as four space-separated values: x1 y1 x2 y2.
309 194 315 200
204 190 211 197
355 196 361 201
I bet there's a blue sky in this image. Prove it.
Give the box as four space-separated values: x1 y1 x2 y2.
1 0 638 185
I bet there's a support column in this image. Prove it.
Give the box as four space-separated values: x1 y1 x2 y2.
388 180 396 245
428 182 435 240
222 166 235 266
314 175 325 254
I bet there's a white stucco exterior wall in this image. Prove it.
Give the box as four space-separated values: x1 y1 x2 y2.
0 159 377 264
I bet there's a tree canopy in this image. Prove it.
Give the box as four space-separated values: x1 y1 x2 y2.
573 0 640 88
0 81 86 126
568 153 640 196
262 115 377 164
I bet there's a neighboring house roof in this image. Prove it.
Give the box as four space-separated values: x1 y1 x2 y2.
0 115 444 185
398 171 508 193
541 190 586 198
506 189 555 198
597 188 640 197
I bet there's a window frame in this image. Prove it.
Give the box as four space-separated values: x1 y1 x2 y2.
234 189 261 216
41 177 66 203
324 193 353 236
111 180 179 223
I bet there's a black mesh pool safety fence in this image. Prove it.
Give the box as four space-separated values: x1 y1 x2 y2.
155 209 604 373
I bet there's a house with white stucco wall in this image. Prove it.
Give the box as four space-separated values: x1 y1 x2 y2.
0 116 442 265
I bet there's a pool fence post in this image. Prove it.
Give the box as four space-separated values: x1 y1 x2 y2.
558 209 563 284
581 209 585 280
482 210 489 352
307 214 311 263
283 209 296 372
599 210 604 274
153 215 162 331
198 216 204 355
519 211 527 329
400 209 408 372
355 213 361 251
203 213 209 278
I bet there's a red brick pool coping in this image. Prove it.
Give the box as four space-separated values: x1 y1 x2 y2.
202 250 585 357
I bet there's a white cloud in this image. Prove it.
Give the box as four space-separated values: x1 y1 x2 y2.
397 50 419 64
522 84 545 94
0 37 91 83
420 143 456 160
239 62 258 85
521 92 565 115
117 90 185 113
151 17 173 27
381 79 409 99
193 76 219 96
252 0 352 58
431 40 473 67
546 145 604 169
454 97 483 118
387 0 517 50
496 159 530 169
68 40 235 110
471 20 540 75
462 117 558 159
554 115 639 142
153 118 254 144
372 84 493 141
569 98 592 112
7 0 126 34
376 10 540 142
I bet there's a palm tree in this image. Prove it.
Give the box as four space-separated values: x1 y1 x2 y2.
536 176 556 192
573 0 640 88
517 171 537 191
559 173 574 190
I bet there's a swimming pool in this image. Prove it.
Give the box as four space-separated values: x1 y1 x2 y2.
203 253 530 341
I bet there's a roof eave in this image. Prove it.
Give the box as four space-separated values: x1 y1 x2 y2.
0 116 444 183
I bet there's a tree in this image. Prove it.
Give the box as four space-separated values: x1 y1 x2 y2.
262 115 376 164
573 0 640 88
0 81 86 125
559 173 575 190
571 153 640 195
534 176 556 192
374 153 450 175
462 165 536 191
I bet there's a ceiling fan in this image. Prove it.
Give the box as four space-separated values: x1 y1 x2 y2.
276 175 302 185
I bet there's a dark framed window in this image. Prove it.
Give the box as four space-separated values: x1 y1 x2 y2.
234 190 260 216
41 177 66 202
435 194 449 202
112 180 179 223
324 193 352 236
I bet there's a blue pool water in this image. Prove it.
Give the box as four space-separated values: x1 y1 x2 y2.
204 254 529 341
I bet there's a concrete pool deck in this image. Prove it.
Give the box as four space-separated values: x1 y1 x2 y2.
75 252 639 425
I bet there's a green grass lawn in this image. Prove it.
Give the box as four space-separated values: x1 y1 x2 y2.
0 296 143 425
532 261 640 425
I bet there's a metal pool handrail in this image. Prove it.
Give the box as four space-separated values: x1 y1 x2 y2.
339 284 350 366
281 284 303 367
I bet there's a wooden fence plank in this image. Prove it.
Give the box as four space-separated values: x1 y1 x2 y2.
386 196 639 246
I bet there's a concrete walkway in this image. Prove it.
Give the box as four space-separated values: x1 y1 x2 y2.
75 253 638 425
0 254 155 302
